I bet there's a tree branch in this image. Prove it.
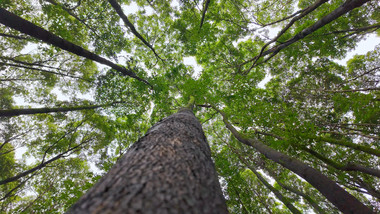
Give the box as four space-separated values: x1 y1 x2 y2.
212 105 373 213
0 9 152 87
0 138 89 186
240 0 370 74
107 0 163 61
199 0 210 29
0 33 29 40
0 103 116 117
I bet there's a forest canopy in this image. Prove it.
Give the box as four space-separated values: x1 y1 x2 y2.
0 0 379 213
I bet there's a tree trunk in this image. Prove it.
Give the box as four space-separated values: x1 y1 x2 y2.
248 167 301 214
241 0 370 72
0 141 86 185
316 136 380 157
66 108 228 214
199 0 211 29
303 147 380 178
262 0 371 57
0 104 107 117
0 9 151 87
216 108 373 214
230 146 301 214
263 167 326 214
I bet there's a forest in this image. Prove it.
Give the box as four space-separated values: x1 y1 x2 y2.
0 0 379 213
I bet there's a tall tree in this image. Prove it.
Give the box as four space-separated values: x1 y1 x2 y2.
215 106 372 213
67 106 228 213
1 0 379 213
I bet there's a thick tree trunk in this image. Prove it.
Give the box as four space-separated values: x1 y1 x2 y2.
66 109 228 214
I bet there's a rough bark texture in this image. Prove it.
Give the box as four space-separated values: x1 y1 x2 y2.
66 109 228 214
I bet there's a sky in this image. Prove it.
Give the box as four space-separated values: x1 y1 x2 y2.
6 2 379 213
13 0 380 167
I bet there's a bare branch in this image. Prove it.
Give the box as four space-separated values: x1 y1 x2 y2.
200 0 211 29
108 0 163 61
0 9 152 87
240 0 370 74
0 33 29 40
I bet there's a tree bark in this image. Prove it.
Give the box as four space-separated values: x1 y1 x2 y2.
0 9 151 87
66 109 228 214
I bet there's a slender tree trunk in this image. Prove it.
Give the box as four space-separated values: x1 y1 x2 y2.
44 0 99 37
232 149 301 214
0 104 110 117
0 33 28 40
303 147 380 178
0 9 151 87
215 107 373 214
251 188 274 214
0 62 89 81
229 182 250 214
67 108 228 214
263 0 370 55
263 167 327 214
248 167 301 214
316 136 380 157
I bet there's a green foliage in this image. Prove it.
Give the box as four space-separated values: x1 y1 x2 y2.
1 0 379 213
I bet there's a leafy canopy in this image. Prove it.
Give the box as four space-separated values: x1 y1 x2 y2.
0 0 379 213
